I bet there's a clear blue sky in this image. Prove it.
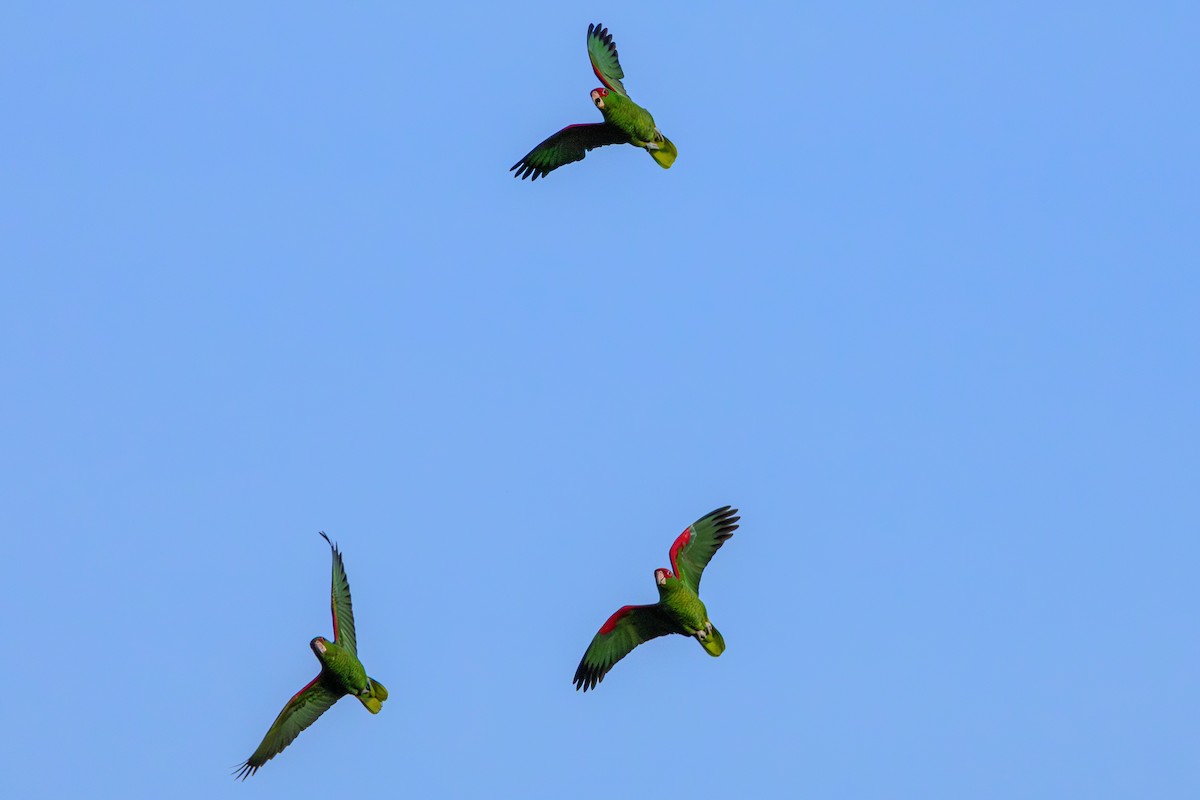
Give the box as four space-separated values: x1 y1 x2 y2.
3 3 1197 797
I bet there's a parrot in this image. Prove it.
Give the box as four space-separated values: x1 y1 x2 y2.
511 22 677 180
234 532 388 779
573 506 739 691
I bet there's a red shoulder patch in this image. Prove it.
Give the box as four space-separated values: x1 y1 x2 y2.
599 605 638 635
669 526 692 576
591 62 609 90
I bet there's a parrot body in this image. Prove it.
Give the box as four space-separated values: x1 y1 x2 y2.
656 572 725 657
311 636 388 713
595 91 658 146
235 532 387 779
511 23 676 180
573 506 739 691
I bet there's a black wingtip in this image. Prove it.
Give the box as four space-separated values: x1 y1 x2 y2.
588 23 618 57
702 506 740 542
701 505 739 523
510 159 546 181
573 650 609 692
232 761 258 781
319 531 348 567
572 664 603 692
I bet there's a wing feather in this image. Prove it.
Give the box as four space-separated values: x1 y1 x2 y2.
319 532 357 655
587 23 628 96
669 506 739 595
234 676 343 779
510 123 630 180
573 604 676 691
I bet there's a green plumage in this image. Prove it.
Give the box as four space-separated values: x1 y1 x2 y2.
658 574 712 636
596 91 658 146
234 533 387 779
573 506 739 691
511 22 676 180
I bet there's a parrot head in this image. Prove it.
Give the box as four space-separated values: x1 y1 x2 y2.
590 88 609 110
310 636 329 657
654 568 674 586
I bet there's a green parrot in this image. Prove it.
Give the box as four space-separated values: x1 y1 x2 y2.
573 506 739 691
511 22 677 180
234 532 387 779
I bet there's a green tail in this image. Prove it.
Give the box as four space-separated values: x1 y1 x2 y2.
648 134 677 169
357 678 388 714
697 624 725 657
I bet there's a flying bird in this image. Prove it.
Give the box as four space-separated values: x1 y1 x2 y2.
573 506 739 691
511 22 678 180
235 532 388 779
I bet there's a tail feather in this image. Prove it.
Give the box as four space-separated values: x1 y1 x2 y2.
696 624 725 657
648 134 677 169
356 677 388 714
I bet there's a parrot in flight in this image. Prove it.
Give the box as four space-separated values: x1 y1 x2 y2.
511 22 678 180
573 506 739 691
234 532 388 779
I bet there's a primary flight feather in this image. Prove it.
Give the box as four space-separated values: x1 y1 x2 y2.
234 532 388 779
573 506 739 691
511 23 677 180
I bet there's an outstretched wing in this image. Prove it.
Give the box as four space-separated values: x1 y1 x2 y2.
573 604 677 691
669 506 739 595
587 23 627 96
319 531 356 655
510 123 630 180
234 676 343 779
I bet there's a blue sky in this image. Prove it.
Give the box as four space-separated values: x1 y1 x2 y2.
3 3 1197 797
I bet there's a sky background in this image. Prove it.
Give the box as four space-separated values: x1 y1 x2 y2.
2 3 1197 798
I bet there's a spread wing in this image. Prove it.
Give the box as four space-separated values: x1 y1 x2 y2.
234 676 343 779
573 604 677 691
669 506 739 595
587 23 627 96
510 123 630 180
319 532 357 655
